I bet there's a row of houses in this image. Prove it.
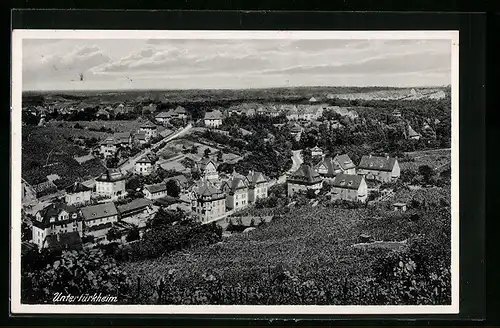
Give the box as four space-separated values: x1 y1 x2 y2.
99 122 159 158
155 106 189 124
287 154 401 202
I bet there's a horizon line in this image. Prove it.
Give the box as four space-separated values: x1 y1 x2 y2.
22 85 451 94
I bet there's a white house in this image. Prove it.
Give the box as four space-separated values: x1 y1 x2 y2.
32 203 82 250
135 155 156 176
80 202 119 243
204 110 223 128
311 146 324 157
143 182 168 200
190 181 226 224
99 137 118 159
287 164 323 197
64 182 92 206
330 173 368 203
222 176 249 211
246 171 269 203
138 121 158 141
357 155 401 183
95 169 127 199
198 158 219 182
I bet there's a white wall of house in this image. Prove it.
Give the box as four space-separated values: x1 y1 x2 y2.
193 198 226 223
95 180 127 198
226 188 249 210
287 181 322 197
85 214 118 228
135 162 153 176
65 190 91 206
100 145 117 158
331 180 367 202
204 119 222 128
144 188 167 200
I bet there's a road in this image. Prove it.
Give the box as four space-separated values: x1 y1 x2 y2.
118 123 192 173
276 149 303 184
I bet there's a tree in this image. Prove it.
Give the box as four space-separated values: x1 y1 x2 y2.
126 226 140 242
217 151 223 162
418 165 435 184
166 179 181 198
204 148 211 158
301 148 313 166
106 226 121 242
21 249 133 304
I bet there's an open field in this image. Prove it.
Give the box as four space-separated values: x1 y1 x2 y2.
46 119 166 133
22 125 106 185
400 148 451 172
120 187 450 304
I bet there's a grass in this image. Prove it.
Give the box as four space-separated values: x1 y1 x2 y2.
400 148 451 172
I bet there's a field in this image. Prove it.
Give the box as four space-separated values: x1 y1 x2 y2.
121 185 451 305
400 148 451 172
46 119 166 134
22 125 106 185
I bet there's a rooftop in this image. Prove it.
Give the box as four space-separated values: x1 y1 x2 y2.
358 155 397 172
331 173 364 190
80 202 118 221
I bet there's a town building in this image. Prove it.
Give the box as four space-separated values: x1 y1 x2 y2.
285 106 299 121
204 110 223 128
330 173 368 202
21 179 37 204
311 146 324 157
246 171 269 203
80 202 119 243
95 169 127 199
407 125 421 140
392 109 402 117
138 121 158 141
393 203 408 212
316 154 355 179
332 154 356 175
222 176 249 211
357 155 401 183
143 182 168 200
290 124 304 142
96 108 110 119
99 137 118 159
155 111 173 124
117 198 154 221
166 174 189 191
198 158 219 181
190 181 226 223
113 132 133 148
309 96 318 103
32 203 82 249
135 132 148 145
135 155 156 176
287 164 323 197
64 182 92 206
173 106 188 119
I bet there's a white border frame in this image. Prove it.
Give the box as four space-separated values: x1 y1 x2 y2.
11 29 460 315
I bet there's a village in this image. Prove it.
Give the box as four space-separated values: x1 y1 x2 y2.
19 90 445 254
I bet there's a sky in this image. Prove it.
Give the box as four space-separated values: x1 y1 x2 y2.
22 38 452 91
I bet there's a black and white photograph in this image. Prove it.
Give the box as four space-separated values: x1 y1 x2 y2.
11 30 459 314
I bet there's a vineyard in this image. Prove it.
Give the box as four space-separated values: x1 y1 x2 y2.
121 187 451 305
400 149 451 172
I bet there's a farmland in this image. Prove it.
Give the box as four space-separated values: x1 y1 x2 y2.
46 119 167 133
121 186 451 305
22 125 106 185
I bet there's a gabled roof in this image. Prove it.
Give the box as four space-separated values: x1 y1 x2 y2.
246 171 267 187
199 158 217 170
223 177 248 193
37 202 78 221
101 136 116 146
137 155 156 164
333 154 356 170
174 105 187 114
331 173 364 190
407 125 421 137
156 111 173 118
135 132 147 141
144 182 167 194
358 155 397 172
193 181 225 200
140 121 157 129
113 132 132 144
288 164 322 184
65 182 92 194
204 110 223 120
80 202 118 221
96 169 127 182
311 146 323 153
117 198 152 215
316 156 341 176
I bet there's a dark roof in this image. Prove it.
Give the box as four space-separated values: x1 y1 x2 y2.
331 173 364 190
288 164 322 184
96 169 127 182
45 232 83 251
140 121 157 129
156 111 173 118
317 156 341 176
32 180 57 193
199 158 217 170
334 154 356 170
194 181 225 200
166 174 188 187
358 155 397 172
223 177 248 193
204 110 223 120
37 202 77 220
117 198 152 215
144 182 167 194
135 132 147 140
155 196 186 206
65 182 92 194
113 132 132 143
80 202 118 221
246 171 268 187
